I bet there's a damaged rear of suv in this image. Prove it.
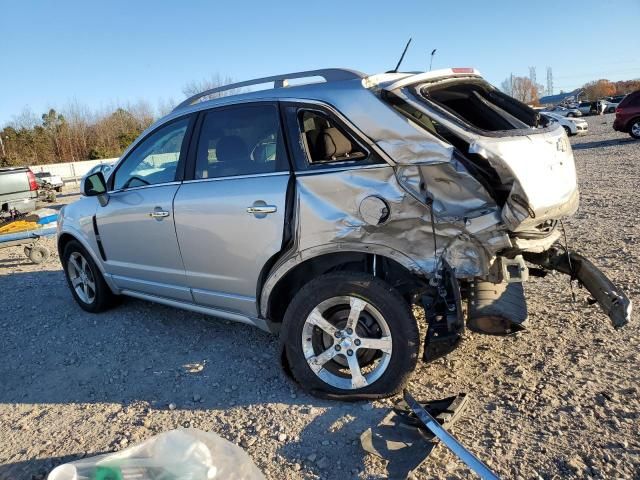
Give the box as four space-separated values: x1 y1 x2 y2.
59 67 632 400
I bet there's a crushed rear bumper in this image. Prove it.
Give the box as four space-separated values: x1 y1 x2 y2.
524 246 632 328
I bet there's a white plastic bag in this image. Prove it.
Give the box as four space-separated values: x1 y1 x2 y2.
48 428 264 480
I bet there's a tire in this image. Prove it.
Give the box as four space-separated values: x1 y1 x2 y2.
563 126 572 136
25 245 50 264
62 240 115 313
567 113 575 117
629 118 640 140
281 272 419 400
55 187 62 192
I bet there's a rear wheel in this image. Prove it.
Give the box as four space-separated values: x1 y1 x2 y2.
567 112 575 117
281 272 419 399
630 119 640 139
62 240 115 313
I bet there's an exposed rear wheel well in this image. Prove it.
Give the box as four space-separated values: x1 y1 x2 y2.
265 252 423 327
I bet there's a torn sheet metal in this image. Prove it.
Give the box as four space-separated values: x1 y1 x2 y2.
361 393 469 479
386 87 580 232
524 246 633 328
403 390 500 480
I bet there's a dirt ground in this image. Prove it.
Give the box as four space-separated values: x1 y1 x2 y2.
1 114 638 480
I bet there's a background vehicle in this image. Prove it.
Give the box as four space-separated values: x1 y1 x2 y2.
613 90 640 139
544 105 583 117
57 68 631 399
604 95 626 113
541 112 588 136
34 171 64 192
85 163 114 178
577 101 596 115
0 167 38 218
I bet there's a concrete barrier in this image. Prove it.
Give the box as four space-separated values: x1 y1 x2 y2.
28 158 119 184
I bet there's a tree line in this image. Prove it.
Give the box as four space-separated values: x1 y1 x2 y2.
501 76 640 105
0 101 162 167
2 72 639 167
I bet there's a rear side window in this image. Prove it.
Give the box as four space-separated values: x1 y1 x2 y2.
194 104 287 179
299 110 366 164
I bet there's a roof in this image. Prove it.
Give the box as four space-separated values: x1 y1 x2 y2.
538 88 584 105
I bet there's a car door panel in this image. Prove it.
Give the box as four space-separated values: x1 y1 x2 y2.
95 115 194 302
173 174 289 315
96 184 192 301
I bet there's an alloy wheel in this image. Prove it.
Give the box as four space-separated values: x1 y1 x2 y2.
632 121 640 138
67 251 96 304
301 296 392 390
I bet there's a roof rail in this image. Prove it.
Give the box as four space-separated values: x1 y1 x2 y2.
173 68 365 111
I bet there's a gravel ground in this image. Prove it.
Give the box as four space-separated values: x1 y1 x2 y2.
1 114 638 480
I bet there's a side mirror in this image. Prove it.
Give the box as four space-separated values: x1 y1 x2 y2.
82 172 109 207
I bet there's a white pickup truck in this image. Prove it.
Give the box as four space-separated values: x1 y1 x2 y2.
34 171 64 192
0 167 38 217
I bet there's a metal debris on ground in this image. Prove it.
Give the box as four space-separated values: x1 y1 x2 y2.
360 391 472 479
402 390 500 480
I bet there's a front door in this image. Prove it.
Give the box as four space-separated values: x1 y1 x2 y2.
97 115 193 302
173 103 290 316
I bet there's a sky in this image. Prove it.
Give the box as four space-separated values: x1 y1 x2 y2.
1 0 639 126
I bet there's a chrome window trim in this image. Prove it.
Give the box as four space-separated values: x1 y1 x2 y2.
181 171 290 185
295 163 390 176
107 180 181 195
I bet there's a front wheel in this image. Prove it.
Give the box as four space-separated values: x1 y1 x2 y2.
563 126 572 136
62 240 116 313
281 272 419 399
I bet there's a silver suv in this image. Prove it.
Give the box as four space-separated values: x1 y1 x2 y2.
58 68 631 399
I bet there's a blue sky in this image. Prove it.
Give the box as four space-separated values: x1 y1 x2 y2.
2 0 639 125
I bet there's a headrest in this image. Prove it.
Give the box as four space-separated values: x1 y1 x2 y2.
306 127 353 161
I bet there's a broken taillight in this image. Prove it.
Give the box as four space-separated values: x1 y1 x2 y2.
27 170 38 191
452 68 474 74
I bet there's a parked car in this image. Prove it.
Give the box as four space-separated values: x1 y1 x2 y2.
577 101 596 115
544 105 583 117
34 171 64 192
540 112 588 136
57 67 631 399
603 95 626 113
613 90 640 139
0 167 38 218
85 162 114 178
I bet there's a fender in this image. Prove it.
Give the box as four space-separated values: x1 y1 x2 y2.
259 242 425 318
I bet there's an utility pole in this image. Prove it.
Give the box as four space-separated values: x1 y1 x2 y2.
429 49 437 71
510 73 514 96
546 67 553 96
529 66 536 86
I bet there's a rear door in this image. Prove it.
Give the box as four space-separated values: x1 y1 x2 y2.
173 102 290 316
96 115 194 301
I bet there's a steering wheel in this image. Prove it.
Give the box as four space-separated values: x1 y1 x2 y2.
122 176 151 189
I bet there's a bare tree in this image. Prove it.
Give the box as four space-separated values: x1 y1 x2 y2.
182 73 243 102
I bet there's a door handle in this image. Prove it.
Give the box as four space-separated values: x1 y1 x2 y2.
149 210 170 218
246 205 277 215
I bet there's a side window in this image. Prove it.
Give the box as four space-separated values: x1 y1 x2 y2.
195 104 287 179
113 117 189 190
299 110 366 164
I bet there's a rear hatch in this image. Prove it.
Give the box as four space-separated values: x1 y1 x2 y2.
383 70 579 232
